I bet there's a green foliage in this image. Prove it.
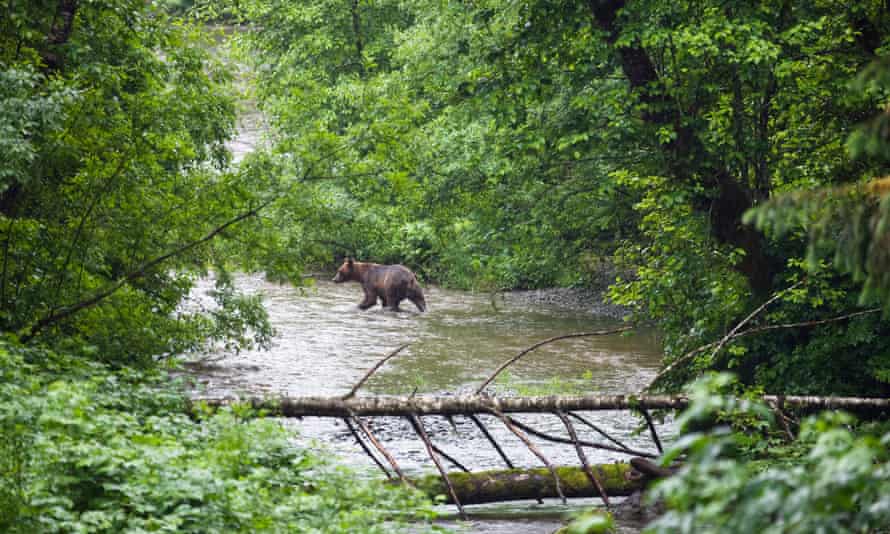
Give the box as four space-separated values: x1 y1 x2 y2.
647 374 890 534
735 55 890 395
609 173 750 360
562 511 614 534
0 1 285 363
223 0 890 396
746 176 890 311
220 0 637 290
494 370 600 397
601 2 890 392
0 343 435 533
746 270 890 395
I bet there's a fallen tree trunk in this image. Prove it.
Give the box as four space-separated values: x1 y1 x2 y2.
412 464 643 505
193 393 890 417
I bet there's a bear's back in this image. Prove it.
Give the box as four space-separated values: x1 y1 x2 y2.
365 264 416 287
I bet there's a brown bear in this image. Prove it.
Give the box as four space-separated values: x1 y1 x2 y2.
332 258 426 312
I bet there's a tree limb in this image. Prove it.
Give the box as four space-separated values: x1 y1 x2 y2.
491 408 566 504
21 198 274 342
648 305 882 389
556 410 610 507
476 326 633 394
343 417 392 479
707 280 805 362
353 416 412 487
408 415 466 519
639 408 663 454
343 344 411 399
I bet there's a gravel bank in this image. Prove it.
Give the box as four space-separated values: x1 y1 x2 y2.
502 287 628 319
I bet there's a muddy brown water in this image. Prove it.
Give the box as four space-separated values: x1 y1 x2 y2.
188 274 666 533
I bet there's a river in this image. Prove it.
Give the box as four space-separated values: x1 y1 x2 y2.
189 274 665 533
208 37 667 529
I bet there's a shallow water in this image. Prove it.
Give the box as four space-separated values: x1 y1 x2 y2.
188 274 665 533
204 27 667 531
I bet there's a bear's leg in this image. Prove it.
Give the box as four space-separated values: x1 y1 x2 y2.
406 287 426 312
358 286 377 310
409 294 426 312
385 289 403 311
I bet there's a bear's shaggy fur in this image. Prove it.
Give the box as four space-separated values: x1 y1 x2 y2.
332 258 426 312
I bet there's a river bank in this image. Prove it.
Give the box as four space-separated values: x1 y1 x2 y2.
503 287 628 319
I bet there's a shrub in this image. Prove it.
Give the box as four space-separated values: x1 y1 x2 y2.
0 344 436 533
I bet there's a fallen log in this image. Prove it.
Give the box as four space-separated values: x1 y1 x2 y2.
192 393 890 417
412 464 644 505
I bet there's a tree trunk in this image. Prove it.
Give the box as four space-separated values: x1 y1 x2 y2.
586 0 774 294
194 393 890 418
412 464 643 505
350 0 365 76
43 0 80 72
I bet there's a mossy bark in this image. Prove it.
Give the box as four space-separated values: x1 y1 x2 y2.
412 464 643 505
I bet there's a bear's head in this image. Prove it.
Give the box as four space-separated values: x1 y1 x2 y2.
332 257 357 283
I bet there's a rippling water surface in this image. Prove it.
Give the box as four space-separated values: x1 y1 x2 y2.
208 29 667 530
189 274 666 533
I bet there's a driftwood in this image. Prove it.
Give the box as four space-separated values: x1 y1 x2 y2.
413 464 645 505
194 393 890 417
191 332 889 513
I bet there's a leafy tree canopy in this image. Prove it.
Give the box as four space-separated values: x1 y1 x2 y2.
218 0 890 395
1 0 285 363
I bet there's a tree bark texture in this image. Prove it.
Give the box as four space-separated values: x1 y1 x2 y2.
412 464 643 505
194 393 890 418
43 0 80 72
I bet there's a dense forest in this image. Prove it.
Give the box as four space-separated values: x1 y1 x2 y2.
2 0 889 532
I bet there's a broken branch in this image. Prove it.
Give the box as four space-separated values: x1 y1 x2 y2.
567 411 637 455
476 327 633 394
639 408 663 454
491 408 566 504
343 417 392 479
408 415 466 519
556 410 610 508
468 414 515 469
353 416 412 487
344 343 411 399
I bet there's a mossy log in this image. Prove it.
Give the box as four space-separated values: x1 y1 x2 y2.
412 464 643 505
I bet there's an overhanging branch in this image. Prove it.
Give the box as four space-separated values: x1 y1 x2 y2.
22 198 275 342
